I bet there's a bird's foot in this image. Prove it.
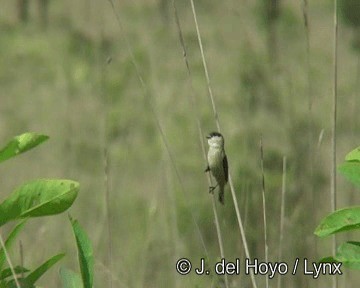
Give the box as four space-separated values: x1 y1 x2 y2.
209 186 216 194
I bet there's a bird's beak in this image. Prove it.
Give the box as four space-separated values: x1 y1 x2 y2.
206 135 211 139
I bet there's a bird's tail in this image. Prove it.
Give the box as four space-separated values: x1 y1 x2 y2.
218 186 224 205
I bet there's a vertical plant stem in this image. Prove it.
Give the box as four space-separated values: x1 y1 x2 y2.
302 1 317 276
104 147 113 288
188 1 257 287
260 137 269 288
0 233 20 288
277 156 287 288
100 5 114 284
302 0 314 211
163 152 180 288
19 240 24 279
189 0 220 131
302 0 312 114
331 1 338 288
102 59 113 288
172 1 227 286
107 0 209 262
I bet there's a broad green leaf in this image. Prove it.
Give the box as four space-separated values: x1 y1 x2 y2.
0 266 29 280
339 162 360 188
0 179 79 227
0 133 49 164
314 206 360 237
70 216 93 288
345 146 360 162
60 267 83 288
26 253 65 284
335 241 360 269
0 219 27 269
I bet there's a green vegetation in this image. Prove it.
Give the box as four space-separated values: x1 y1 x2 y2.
0 133 93 287
0 0 359 287
315 146 360 269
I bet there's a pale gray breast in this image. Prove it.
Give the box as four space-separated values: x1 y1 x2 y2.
208 148 225 183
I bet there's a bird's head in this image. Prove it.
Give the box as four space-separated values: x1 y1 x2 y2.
206 132 224 148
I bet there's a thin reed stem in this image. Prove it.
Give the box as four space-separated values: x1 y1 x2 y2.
260 137 269 288
100 16 113 286
19 240 24 280
163 152 180 288
107 0 209 259
188 0 257 287
172 1 227 286
0 233 20 288
104 147 113 288
331 1 338 288
302 0 317 269
189 0 220 130
277 156 287 288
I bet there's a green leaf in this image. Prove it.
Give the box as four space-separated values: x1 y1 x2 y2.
345 146 360 162
26 253 65 284
0 266 29 280
339 161 360 188
335 241 360 269
0 179 79 227
3 278 34 288
314 206 360 237
70 216 93 288
0 219 28 269
0 133 49 164
318 256 339 263
59 267 83 288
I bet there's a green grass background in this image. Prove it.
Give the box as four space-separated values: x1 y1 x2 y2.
0 0 359 287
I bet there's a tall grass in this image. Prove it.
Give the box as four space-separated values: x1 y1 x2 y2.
106 0 210 283
172 1 227 286
1 0 360 287
188 0 258 287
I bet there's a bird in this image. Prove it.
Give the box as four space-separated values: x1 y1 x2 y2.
205 132 228 204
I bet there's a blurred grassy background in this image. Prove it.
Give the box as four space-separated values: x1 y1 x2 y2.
0 0 359 287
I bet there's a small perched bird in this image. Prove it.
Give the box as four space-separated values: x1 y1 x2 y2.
205 132 228 204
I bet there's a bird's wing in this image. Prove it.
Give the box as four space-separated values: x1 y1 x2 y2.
223 155 228 182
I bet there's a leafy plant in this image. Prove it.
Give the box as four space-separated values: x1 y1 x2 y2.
59 216 94 288
0 132 93 287
315 146 360 268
